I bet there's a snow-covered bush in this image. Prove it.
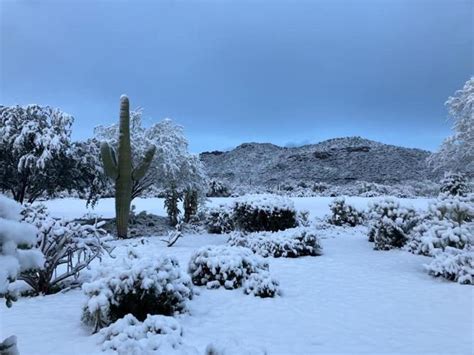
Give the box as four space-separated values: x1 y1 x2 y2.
439 172 470 196
0 195 43 307
243 271 281 298
98 314 196 355
188 245 270 290
207 179 231 197
424 247 473 285
328 197 363 227
82 252 194 332
228 228 322 258
18 204 112 295
312 182 329 193
205 205 235 234
367 198 419 250
233 194 297 232
406 194 473 256
296 209 310 227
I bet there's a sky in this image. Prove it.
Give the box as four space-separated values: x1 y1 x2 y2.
1 0 472 153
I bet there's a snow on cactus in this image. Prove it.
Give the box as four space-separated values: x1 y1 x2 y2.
0 194 43 307
19 203 113 295
367 198 419 250
424 246 473 285
188 245 272 290
98 314 198 355
228 227 322 258
82 250 194 332
233 194 297 232
328 197 363 227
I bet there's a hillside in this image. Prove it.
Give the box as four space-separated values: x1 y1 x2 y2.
200 137 437 189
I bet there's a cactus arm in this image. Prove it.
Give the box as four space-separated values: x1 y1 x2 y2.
100 142 118 180
132 145 156 181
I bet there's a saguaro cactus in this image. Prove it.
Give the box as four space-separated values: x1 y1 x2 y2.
100 95 156 238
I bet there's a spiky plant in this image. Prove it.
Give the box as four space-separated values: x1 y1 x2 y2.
100 95 156 238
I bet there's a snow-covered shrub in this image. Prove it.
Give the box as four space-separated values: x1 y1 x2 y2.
439 172 470 196
98 314 196 355
406 194 473 256
296 210 310 227
82 252 193 332
312 182 329 193
207 179 231 197
188 245 270 290
205 204 235 234
228 228 322 258
233 194 297 232
328 197 363 227
18 204 112 294
0 195 43 307
424 246 473 284
367 198 419 250
243 271 281 298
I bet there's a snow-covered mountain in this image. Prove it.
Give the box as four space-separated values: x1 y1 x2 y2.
200 137 437 189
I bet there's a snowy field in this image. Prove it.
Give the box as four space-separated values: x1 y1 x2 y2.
1 196 472 355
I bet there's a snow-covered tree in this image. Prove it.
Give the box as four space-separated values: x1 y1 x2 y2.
0 105 80 203
439 172 470 197
0 195 43 306
95 111 207 222
95 113 207 193
428 77 474 176
70 138 113 207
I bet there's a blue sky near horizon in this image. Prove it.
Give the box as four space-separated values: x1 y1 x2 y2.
1 0 472 153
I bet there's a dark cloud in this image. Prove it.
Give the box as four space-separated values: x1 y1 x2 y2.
1 0 472 152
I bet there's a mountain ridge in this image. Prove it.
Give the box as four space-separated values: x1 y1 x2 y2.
200 136 438 190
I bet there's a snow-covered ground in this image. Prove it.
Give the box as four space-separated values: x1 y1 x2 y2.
1 197 472 355
40 196 433 220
